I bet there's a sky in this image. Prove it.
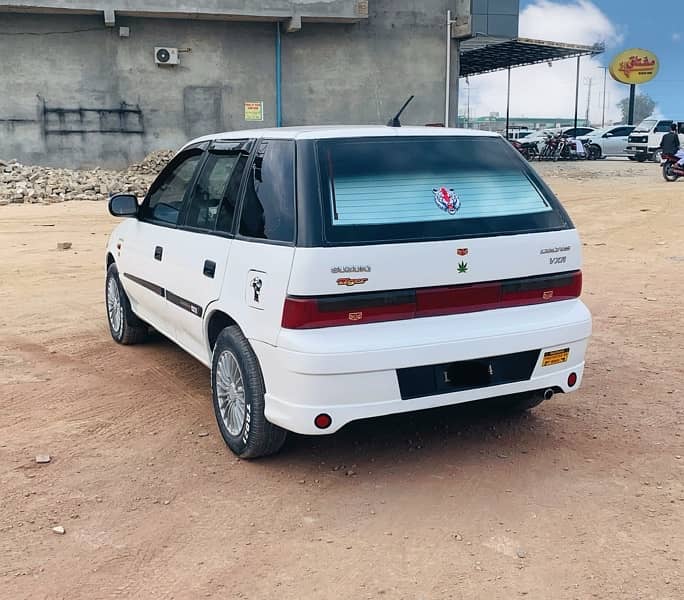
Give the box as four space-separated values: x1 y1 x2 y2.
465 0 678 125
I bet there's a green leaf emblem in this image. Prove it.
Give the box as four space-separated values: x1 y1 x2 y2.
457 261 468 274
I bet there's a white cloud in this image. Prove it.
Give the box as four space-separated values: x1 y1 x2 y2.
673 32 681 42
464 0 631 126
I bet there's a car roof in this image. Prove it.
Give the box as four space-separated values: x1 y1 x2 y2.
183 125 500 150
587 125 634 135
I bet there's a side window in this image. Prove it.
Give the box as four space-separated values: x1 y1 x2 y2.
143 152 203 225
678 123 684 135
238 140 295 243
216 155 248 234
655 121 672 133
183 153 241 230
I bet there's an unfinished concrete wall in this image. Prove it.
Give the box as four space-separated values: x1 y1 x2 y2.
0 1 456 168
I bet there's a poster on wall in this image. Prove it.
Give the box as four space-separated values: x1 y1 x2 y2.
244 101 264 122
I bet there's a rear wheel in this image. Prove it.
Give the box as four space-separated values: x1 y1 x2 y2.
106 263 148 345
663 163 680 182
211 326 287 458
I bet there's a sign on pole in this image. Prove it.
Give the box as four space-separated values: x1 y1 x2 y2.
608 48 658 125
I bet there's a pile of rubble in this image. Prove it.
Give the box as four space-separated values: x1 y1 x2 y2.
0 150 175 205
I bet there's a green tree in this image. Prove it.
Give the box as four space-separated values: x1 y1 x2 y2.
617 93 656 124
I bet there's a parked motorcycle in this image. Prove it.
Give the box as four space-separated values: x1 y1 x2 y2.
510 139 539 161
661 153 684 182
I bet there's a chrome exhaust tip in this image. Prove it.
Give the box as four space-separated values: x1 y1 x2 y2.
543 388 555 401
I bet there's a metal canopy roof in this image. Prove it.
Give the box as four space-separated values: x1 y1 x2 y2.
459 37 604 77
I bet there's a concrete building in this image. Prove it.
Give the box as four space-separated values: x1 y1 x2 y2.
1 0 514 168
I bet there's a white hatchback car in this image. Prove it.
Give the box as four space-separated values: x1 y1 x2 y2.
105 126 592 458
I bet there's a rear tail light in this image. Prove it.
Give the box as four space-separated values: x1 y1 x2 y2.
282 270 582 329
281 290 415 329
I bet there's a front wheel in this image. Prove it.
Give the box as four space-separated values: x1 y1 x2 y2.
651 150 662 163
211 326 287 458
663 163 680 182
106 263 148 345
587 144 602 160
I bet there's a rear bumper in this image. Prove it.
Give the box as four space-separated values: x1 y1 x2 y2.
252 300 592 435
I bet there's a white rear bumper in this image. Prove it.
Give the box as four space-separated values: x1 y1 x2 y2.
252 300 592 435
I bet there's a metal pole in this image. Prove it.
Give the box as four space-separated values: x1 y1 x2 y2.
275 23 282 127
445 10 451 126
628 84 636 125
600 66 607 127
573 55 581 130
453 40 460 127
505 66 511 139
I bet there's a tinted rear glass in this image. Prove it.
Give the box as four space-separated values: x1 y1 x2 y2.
314 136 569 245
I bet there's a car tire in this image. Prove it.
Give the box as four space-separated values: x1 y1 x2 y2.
106 263 148 345
587 144 602 160
636 155 647 163
211 326 287 459
651 150 662 163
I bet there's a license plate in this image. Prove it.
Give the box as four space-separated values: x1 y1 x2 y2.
542 348 570 367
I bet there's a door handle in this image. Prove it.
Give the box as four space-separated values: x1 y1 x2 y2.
203 260 216 279
154 246 163 261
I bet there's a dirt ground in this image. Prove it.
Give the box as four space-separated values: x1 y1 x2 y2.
1 159 682 600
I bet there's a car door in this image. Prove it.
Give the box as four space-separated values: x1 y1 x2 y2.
117 148 204 334
221 139 297 345
603 127 629 155
159 141 253 363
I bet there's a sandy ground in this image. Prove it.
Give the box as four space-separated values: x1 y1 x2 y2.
1 159 683 599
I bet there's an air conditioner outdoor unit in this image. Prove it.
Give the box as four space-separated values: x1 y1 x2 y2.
155 47 179 66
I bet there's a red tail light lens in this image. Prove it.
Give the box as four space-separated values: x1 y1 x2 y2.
281 290 415 329
416 281 501 317
500 271 582 307
282 270 582 329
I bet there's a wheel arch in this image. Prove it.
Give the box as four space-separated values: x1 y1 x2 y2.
106 252 116 268
206 309 240 351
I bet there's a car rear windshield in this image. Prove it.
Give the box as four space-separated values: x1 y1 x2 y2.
314 136 569 245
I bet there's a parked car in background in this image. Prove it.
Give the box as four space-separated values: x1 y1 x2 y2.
578 125 635 160
625 118 684 162
506 128 532 140
105 126 591 458
523 126 595 155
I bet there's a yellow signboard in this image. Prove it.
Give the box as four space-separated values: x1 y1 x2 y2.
609 48 659 85
244 101 264 122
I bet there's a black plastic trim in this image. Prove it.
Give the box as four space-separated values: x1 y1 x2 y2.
397 349 541 400
123 273 164 297
166 290 203 318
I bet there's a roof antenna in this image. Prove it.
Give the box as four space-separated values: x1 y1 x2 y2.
387 95 415 127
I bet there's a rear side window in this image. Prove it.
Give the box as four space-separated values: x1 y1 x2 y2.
183 153 241 230
315 136 567 245
238 140 295 243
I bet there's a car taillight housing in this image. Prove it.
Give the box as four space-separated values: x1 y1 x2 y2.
281 270 582 330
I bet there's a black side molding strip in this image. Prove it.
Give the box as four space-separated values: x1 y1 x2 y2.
123 273 165 297
166 291 203 318
123 272 203 318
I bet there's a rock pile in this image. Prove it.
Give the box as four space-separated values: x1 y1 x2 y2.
0 150 175 206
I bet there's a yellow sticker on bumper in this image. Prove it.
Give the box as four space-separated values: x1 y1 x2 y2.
542 348 570 367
